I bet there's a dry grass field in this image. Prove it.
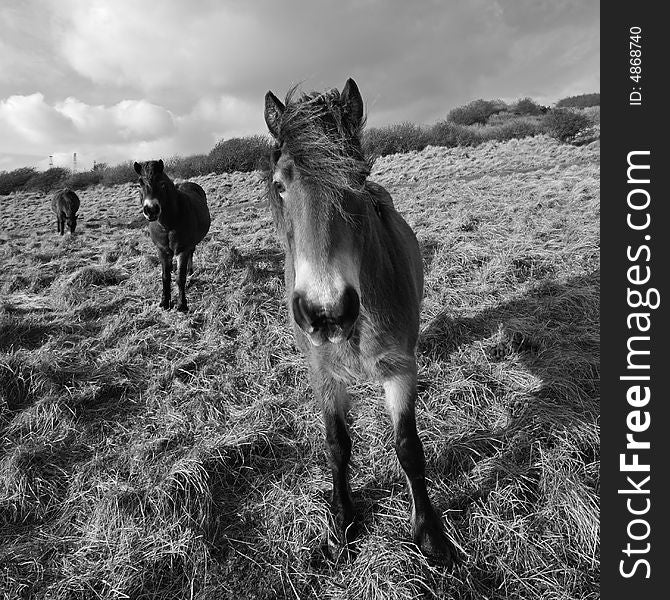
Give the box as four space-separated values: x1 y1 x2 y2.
0 134 599 599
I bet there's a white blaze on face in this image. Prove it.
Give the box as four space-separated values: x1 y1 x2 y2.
142 196 160 218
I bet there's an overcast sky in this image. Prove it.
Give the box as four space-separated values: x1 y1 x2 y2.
0 0 599 172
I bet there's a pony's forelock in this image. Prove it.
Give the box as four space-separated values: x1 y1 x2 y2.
267 85 370 209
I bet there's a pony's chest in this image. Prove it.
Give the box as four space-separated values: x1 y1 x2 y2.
148 223 169 246
314 337 387 384
323 344 364 383
148 224 188 253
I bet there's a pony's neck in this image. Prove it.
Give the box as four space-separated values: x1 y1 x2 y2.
156 175 180 227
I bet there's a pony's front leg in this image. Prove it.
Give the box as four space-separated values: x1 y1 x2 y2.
175 251 190 312
383 369 455 566
158 250 172 309
314 373 355 547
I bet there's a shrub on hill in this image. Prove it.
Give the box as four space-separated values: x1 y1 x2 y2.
428 121 482 147
24 167 69 194
363 123 432 158
0 167 38 195
364 116 545 159
165 154 211 178
487 112 520 126
64 170 103 190
556 93 600 108
542 108 591 142
208 135 271 174
448 99 507 125
513 97 544 116
484 118 543 142
100 161 138 187
577 105 600 126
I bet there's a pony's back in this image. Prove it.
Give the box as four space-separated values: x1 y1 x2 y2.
52 188 80 215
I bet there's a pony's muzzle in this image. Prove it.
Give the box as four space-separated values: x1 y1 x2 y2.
143 200 160 221
292 287 360 345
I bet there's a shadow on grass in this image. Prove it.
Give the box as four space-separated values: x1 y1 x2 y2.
0 319 58 351
418 270 599 590
206 439 308 535
420 269 599 425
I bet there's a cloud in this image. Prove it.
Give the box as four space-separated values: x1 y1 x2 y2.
54 1 512 107
53 0 598 114
55 97 176 142
0 2 74 97
57 0 256 94
1 94 175 146
0 94 73 149
0 92 261 171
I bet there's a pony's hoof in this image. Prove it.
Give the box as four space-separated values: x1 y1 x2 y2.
159 300 170 310
176 303 188 313
413 517 457 568
324 502 357 559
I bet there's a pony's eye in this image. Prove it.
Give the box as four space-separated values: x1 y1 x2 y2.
274 181 286 194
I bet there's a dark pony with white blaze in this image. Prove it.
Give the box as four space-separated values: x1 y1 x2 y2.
134 159 211 312
51 188 80 235
264 79 455 564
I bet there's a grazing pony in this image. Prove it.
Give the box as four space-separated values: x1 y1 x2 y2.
134 159 211 312
264 79 455 564
51 188 80 235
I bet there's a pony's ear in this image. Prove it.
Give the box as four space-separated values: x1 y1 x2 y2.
341 78 364 128
134 161 142 175
156 159 164 173
264 91 285 139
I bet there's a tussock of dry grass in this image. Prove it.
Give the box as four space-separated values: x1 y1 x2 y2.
0 135 599 599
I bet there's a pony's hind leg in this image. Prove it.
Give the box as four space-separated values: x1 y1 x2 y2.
314 373 355 548
187 250 194 276
175 251 190 312
383 369 456 566
158 250 172 309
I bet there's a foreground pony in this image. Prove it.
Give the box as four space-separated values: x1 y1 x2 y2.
264 79 455 564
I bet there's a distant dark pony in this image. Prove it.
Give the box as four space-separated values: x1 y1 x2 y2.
264 79 455 564
134 159 211 312
51 188 80 235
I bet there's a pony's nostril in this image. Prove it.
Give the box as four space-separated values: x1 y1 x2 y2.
143 204 159 218
340 287 360 326
292 292 317 332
